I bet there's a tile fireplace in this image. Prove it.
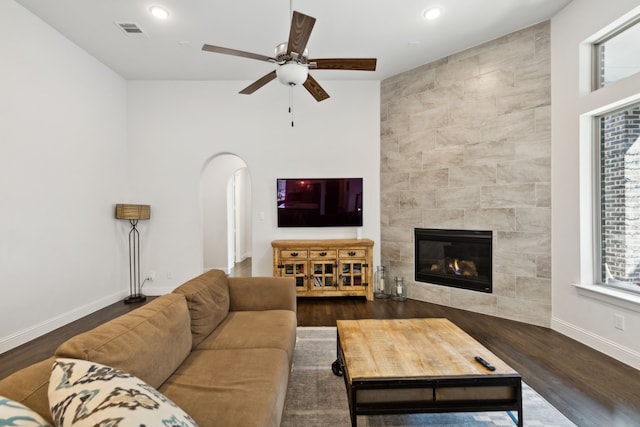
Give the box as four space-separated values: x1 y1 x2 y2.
414 228 492 293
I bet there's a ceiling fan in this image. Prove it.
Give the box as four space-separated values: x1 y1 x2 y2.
201 10 377 102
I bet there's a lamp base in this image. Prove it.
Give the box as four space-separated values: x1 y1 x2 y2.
124 294 147 304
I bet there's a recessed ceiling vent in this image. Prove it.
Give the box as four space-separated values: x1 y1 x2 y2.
115 22 147 37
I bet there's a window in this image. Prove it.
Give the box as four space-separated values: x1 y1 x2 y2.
594 18 640 89
597 102 640 294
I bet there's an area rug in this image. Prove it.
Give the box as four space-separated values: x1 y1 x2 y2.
282 327 576 427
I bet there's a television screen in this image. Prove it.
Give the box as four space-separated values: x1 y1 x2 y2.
277 178 363 227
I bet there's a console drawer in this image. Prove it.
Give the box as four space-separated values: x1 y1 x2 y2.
339 249 366 258
280 250 308 259
310 250 337 258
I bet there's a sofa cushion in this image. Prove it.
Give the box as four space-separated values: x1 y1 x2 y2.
0 395 52 426
55 294 191 389
172 269 230 349
0 357 55 424
159 348 289 427
197 310 297 363
228 276 296 312
49 358 198 427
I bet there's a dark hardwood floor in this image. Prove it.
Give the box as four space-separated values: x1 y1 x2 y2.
2 258 639 426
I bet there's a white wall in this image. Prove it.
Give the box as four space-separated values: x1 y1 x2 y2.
551 0 640 369
234 167 252 263
127 80 380 293
201 154 247 271
0 1 128 351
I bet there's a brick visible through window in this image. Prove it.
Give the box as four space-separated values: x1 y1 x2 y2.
600 103 640 287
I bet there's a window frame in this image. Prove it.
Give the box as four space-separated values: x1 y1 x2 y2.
593 101 640 296
592 16 640 90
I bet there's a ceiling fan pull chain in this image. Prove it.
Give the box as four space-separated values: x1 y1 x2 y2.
290 84 294 127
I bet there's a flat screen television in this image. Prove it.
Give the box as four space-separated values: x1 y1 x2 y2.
277 178 363 227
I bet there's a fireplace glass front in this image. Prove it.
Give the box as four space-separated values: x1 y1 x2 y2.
414 228 492 293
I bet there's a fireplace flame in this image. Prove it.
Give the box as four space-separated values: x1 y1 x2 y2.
448 258 461 275
430 258 478 277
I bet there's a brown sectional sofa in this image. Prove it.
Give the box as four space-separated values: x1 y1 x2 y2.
0 269 297 426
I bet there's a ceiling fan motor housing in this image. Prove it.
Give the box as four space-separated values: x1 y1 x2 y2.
275 42 308 63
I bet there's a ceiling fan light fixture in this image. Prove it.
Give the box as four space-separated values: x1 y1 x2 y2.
149 6 170 20
423 7 442 20
276 62 308 86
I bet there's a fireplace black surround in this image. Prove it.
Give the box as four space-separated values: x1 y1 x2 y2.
414 228 492 293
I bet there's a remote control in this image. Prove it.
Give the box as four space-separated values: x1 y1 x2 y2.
474 355 496 371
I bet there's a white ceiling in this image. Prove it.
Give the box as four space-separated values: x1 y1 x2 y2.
15 0 572 82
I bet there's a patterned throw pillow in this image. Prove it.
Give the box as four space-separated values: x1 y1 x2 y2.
48 358 198 427
0 396 52 426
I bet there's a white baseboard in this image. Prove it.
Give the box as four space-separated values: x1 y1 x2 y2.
551 316 640 370
0 291 127 354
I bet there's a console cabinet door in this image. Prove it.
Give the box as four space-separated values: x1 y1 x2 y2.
280 260 308 292
310 260 337 291
338 250 368 292
309 249 337 291
278 249 309 292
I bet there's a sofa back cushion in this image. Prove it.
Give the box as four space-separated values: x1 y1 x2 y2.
54 293 191 389
172 269 230 349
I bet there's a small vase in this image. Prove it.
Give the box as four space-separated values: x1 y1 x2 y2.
392 276 406 301
374 266 389 299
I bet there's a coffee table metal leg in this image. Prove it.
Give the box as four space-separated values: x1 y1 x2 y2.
334 328 355 425
350 386 357 427
333 328 345 376
517 380 523 427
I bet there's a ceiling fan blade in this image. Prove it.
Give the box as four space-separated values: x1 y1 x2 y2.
239 70 277 94
287 11 316 57
202 44 274 63
309 58 377 71
303 74 330 102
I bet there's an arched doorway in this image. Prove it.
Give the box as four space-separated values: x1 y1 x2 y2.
201 154 252 273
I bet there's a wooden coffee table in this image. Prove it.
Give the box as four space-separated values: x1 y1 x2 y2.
332 318 522 426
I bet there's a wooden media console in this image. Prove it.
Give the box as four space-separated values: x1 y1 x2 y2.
271 239 374 300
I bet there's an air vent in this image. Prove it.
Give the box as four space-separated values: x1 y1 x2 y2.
115 22 147 37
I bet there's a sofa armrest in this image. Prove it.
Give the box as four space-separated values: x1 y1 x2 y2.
228 276 296 312
0 357 55 424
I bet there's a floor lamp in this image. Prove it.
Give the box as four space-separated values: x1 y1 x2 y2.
116 204 150 304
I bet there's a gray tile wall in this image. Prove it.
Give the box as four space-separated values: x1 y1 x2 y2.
380 22 551 326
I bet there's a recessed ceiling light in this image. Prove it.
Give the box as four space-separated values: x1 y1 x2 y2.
149 6 170 20
423 7 441 20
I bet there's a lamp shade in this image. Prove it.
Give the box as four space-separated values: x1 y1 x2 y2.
115 204 150 220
